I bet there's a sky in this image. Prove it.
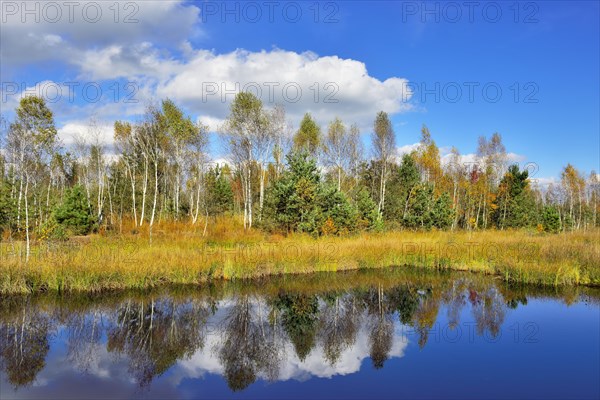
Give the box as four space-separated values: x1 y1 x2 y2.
1 0 598 184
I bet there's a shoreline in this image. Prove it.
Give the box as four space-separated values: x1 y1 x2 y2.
1 229 598 295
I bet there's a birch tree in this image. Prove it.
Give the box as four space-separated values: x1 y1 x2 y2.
322 117 355 192
221 92 267 229
8 96 57 260
372 112 395 214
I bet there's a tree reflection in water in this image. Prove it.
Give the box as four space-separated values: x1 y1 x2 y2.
274 293 320 362
1 271 597 392
318 292 360 366
0 299 52 388
106 298 212 387
218 295 284 391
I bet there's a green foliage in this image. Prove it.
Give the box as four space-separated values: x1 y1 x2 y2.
205 165 234 216
403 183 435 229
0 180 16 235
38 217 68 241
542 206 561 233
265 152 359 235
402 183 454 230
274 294 320 361
227 92 267 135
358 160 382 207
388 287 419 325
384 154 421 222
355 187 383 231
319 185 357 235
14 96 57 149
493 165 536 228
53 185 97 235
431 192 455 229
1 96 597 246
265 151 323 234
293 113 321 154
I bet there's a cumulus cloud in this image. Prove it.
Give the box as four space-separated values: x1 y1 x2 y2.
396 143 421 159
57 121 114 148
171 300 408 385
533 177 559 188
151 48 413 131
174 324 407 384
6 47 414 147
2 1 413 147
0 1 201 69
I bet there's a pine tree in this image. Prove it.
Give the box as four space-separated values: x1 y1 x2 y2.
265 151 322 234
431 192 455 229
53 185 97 235
403 183 435 229
384 154 420 223
542 206 561 233
319 185 357 235
493 165 534 228
206 166 234 216
355 187 382 231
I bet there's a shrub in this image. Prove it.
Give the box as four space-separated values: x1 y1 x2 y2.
542 206 561 233
355 187 383 231
53 185 97 236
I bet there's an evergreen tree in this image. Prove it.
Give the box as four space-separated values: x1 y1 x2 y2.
206 165 234 216
542 206 561 233
493 165 534 228
431 192 455 229
53 185 97 235
384 154 421 223
0 180 16 234
265 152 358 235
403 183 435 229
354 187 382 231
319 185 357 235
265 151 322 234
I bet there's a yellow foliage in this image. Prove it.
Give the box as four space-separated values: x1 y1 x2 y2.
321 217 337 236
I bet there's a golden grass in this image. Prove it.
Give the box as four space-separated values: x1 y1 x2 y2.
1 217 598 294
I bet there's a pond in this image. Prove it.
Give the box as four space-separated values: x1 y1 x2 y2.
1 268 599 399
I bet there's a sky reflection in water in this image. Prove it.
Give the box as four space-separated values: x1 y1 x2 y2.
1 269 599 399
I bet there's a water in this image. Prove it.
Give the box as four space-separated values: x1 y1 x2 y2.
1 269 599 399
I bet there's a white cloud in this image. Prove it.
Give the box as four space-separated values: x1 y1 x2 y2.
2 2 414 148
534 177 558 188
197 115 225 132
152 48 413 131
507 152 526 163
57 121 114 149
51 48 413 143
393 144 529 175
172 300 408 385
0 1 201 69
396 143 421 159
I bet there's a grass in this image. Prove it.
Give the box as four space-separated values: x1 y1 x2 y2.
1 217 599 294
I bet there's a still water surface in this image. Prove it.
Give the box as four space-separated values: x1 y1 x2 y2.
1 269 599 399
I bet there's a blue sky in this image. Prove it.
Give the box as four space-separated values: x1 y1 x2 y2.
1 1 598 183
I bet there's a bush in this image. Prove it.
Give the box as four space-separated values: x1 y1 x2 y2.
0 181 17 236
542 206 561 233
320 185 357 235
432 192 455 229
354 187 382 231
53 185 96 236
264 152 322 235
265 152 361 236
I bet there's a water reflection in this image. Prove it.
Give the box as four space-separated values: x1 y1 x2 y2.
0 303 51 387
1 269 598 397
